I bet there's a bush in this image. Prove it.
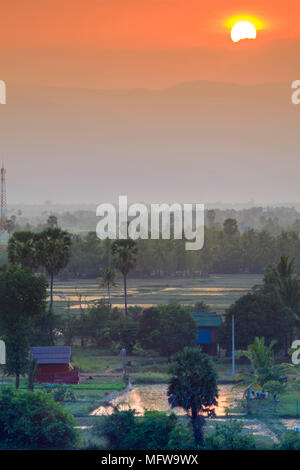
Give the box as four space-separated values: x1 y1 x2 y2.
96 408 193 450
277 431 300 450
167 426 195 450
40 384 76 402
205 420 256 450
0 388 78 449
97 408 137 450
135 411 177 450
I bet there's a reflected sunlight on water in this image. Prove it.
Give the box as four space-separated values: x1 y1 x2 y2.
91 384 243 417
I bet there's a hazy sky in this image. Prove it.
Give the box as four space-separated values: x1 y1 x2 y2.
0 1 299 204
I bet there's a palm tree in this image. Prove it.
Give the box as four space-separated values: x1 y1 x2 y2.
236 337 287 398
111 239 138 317
168 347 218 445
264 256 300 324
97 267 118 308
8 231 40 270
37 228 72 311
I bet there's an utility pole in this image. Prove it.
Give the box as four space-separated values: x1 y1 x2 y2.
0 164 7 246
232 314 235 377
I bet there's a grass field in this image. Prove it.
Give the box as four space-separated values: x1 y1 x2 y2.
52 274 263 315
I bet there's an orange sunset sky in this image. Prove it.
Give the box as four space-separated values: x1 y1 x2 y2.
0 1 300 205
1 0 300 88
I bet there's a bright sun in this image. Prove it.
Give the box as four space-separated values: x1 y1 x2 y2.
231 21 256 42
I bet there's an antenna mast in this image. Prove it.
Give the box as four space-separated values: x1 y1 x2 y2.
0 164 7 245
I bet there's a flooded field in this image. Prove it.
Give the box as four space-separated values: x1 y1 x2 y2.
52 274 263 314
91 383 243 417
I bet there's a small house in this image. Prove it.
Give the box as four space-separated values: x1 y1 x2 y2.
191 312 222 356
30 346 79 384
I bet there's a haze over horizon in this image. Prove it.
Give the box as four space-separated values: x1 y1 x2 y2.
1 79 299 205
0 1 300 205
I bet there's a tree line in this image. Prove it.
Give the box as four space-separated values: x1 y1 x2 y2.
35 225 300 278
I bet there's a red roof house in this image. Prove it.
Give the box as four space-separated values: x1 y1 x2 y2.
30 346 79 384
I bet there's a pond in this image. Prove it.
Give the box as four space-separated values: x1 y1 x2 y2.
91 383 243 417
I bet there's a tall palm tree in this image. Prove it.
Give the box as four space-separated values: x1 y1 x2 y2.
264 256 300 324
111 239 138 317
97 267 118 308
37 228 72 311
8 231 40 270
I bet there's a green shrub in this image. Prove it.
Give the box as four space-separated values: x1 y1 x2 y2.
95 408 192 450
135 411 177 450
0 388 78 449
205 420 256 450
277 431 300 450
97 408 137 450
167 426 195 450
40 384 76 402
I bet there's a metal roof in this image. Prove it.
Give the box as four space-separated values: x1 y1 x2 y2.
30 346 71 364
191 312 222 328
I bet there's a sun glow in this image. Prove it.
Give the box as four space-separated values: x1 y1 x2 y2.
231 21 256 42
225 15 264 43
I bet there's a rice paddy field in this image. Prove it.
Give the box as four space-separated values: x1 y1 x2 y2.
52 274 263 315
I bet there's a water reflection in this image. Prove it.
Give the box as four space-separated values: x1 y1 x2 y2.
91 384 243 417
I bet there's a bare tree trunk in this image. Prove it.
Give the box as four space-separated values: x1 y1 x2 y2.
50 273 54 311
123 275 128 318
191 409 205 446
108 284 111 309
16 373 20 390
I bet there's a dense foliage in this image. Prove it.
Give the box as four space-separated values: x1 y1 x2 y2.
0 388 78 449
0 265 48 387
52 227 300 279
219 292 294 353
205 420 256 450
277 431 300 450
98 408 194 450
138 304 197 360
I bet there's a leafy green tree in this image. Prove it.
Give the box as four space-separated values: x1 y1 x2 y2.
37 228 72 310
0 388 78 449
0 265 48 388
97 267 118 308
223 218 238 236
8 231 40 269
193 301 211 312
168 347 218 445
85 300 138 352
27 357 38 391
111 239 138 317
219 292 294 353
138 303 197 360
47 215 58 228
206 420 256 450
263 255 300 324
